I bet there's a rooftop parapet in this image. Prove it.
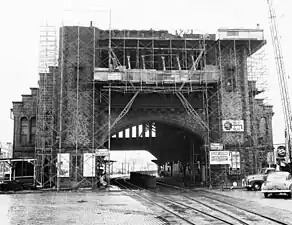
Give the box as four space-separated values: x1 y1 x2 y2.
217 28 264 40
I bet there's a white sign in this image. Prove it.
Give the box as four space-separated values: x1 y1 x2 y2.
230 152 240 168
222 120 244 132
210 143 223 150
95 149 110 157
210 151 231 165
267 152 275 164
83 153 96 177
57 153 70 177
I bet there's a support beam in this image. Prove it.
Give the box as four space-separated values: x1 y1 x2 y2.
127 56 131 69
161 56 166 71
179 50 204 91
96 91 140 149
175 92 209 131
176 56 181 71
141 55 146 69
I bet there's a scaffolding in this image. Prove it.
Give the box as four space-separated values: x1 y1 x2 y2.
35 23 58 188
247 41 273 174
206 29 273 187
34 21 216 189
34 18 273 189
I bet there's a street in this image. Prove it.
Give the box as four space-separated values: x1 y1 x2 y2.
1 187 292 225
210 188 292 212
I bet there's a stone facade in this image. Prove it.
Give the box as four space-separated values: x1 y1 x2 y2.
11 26 275 187
11 88 38 158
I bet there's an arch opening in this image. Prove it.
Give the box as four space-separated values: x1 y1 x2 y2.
106 120 206 183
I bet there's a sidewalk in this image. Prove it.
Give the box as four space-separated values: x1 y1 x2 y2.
1 188 168 225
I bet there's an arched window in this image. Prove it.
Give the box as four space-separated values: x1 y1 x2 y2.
20 117 29 145
30 117 36 144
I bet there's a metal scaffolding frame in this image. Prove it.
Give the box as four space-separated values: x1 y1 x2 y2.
35 23 58 188
207 36 272 187
35 21 273 189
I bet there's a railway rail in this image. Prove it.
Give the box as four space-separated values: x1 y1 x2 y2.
115 177 267 225
156 180 290 225
114 178 197 225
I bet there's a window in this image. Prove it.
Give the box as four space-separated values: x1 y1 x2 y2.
30 117 36 144
227 31 239 36
20 117 29 145
259 117 267 137
225 65 236 92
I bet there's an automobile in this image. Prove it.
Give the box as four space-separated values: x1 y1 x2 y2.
261 171 292 198
242 167 275 191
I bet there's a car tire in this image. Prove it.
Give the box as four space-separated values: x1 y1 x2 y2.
264 193 269 198
253 183 262 191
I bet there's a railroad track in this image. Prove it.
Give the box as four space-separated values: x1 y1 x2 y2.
114 178 197 225
115 177 256 225
156 181 290 225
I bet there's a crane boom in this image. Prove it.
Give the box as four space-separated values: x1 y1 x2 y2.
267 0 292 162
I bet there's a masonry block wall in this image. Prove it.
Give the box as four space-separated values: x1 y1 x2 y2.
220 44 247 146
12 88 38 158
58 26 96 149
11 26 275 186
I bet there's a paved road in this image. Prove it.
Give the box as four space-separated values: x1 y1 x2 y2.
210 188 292 212
0 191 167 225
1 188 292 225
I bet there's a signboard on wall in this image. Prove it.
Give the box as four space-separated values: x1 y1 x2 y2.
222 120 244 132
210 143 224 150
210 151 231 165
57 153 70 177
267 151 275 164
230 152 240 168
95 149 110 157
277 146 286 158
83 153 96 177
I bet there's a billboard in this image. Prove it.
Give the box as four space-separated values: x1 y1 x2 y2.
210 151 231 165
267 151 275 164
230 152 240 168
83 153 96 177
57 153 70 177
95 149 110 157
210 143 223 150
222 120 244 132
277 145 286 158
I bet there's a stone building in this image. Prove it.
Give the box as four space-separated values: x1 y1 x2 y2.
10 26 274 188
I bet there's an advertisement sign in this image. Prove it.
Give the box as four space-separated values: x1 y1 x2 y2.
57 153 70 177
210 151 231 165
83 153 96 177
230 152 240 168
95 149 110 157
210 143 224 151
222 120 244 132
277 146 286 158
267 151 275 164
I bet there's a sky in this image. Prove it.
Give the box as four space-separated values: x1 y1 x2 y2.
0 0 291 145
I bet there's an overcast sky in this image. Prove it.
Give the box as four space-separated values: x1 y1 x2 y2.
0 0 290 145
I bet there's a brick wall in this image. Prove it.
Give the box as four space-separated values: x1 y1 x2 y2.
12 88 38 157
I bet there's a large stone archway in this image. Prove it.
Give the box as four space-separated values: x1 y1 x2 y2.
101 109 206 162
110 109 207 142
